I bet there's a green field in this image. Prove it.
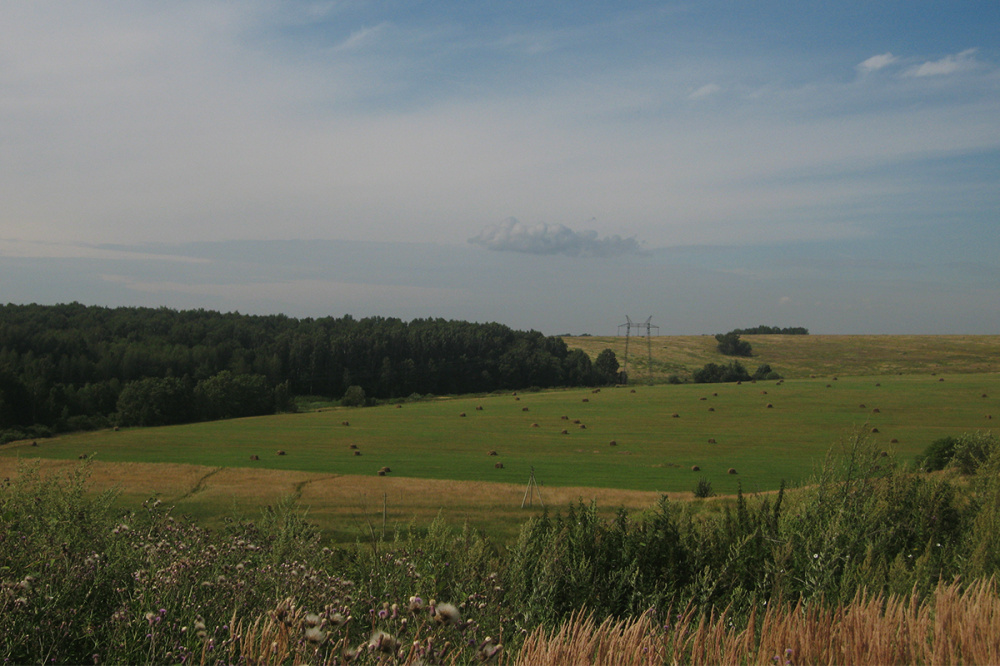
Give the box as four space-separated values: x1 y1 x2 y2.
4 374 998 493
2 335 997 541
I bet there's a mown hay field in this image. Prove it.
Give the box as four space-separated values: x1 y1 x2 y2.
564 333 1000 381
2 337 998 541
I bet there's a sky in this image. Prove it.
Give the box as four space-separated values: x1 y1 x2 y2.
1 1 998 335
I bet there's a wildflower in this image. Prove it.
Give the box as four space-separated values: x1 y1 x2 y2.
304 613 322 628
408 596 424 614
145 612 156 625
368 630 399 654
328 612 347 627
433 602 461 626
304 627 326 646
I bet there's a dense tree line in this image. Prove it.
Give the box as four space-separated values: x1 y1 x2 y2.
730 325 809 335
0 303 617 439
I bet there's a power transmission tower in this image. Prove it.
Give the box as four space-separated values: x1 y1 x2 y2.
617 316 659 384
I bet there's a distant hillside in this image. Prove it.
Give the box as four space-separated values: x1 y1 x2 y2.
562 334 1000 381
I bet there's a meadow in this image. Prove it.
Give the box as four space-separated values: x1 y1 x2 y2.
1 347 997 541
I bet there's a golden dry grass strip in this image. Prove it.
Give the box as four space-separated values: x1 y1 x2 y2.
514 578 1000 665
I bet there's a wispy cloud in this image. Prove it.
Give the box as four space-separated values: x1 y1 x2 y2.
856 52 897 73
904 48 979 77
688 83 721 100
469 218 643 257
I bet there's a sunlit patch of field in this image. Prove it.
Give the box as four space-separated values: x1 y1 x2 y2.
0 457 669 543
563 334 1000 381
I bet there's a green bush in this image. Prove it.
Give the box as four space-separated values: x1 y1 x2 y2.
916 436 959 471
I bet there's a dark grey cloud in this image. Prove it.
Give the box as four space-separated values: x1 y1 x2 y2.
469 218 643 257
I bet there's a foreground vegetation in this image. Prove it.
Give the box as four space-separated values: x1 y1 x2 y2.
3 431 999 664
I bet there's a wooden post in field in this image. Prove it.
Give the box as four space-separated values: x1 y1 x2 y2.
521 467 543 508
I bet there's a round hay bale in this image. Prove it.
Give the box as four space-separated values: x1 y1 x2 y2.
691 465 700 472
871 427 879 433
561 429 569 435
531 423 539 428
573 419 581 424
113 426 120 432
707 438 716 444
761 390 768 395
939 378 945 382
522 406 529 412
579 424 587 429
487 450 498 456
353 450 362 456
672 413 680 418
833 377 838 381
875 382 881 386
78 453 87 459
341 421 350 426
872 408 881 413
987 415 993 420
494 462 504 469
276 450 286 456
382 466 391 473
766 403 773 408
582 398 589 403
250 455 259 461
561 415 569 420
377 470 385 476
31 441 38 447
712 393 718 397
476 405 484 410
890 438 898 444
630 389 636 393
459 412 466 417
592 389 601 394
609 440 617 446
515 397 520 401
699 397 707 401
349 444 358 449
879 451 888 458
708 407 715 412
736 381 742 385
859 404 866 409
396 404 402 409
728 468 737 475
826 384 832 388
512 392 517 396
982 394 989 398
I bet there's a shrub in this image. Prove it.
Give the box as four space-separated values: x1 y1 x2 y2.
340 384 367 407
916 436 959 471
693 478 714 498
950 431 999 475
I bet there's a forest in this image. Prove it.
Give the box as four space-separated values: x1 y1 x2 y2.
0 303 616 441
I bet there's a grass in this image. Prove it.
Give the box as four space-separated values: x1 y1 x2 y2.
514 578 1000 665
563 334 1000 381
2 335 997 542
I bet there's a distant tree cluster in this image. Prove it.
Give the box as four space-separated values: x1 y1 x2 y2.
730 326 809 335
715 331 753 357
0 303 615 441
692 361 781 384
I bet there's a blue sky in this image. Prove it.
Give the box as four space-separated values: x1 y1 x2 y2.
1 2 998 334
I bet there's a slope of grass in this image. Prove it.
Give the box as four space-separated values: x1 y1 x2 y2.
563 334 1000 381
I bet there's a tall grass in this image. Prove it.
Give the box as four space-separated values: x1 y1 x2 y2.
515 578 1000 665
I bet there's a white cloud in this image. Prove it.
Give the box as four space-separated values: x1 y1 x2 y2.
905 48 979 77
856 52 897 73
469 218 643 257
688 83 721 100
